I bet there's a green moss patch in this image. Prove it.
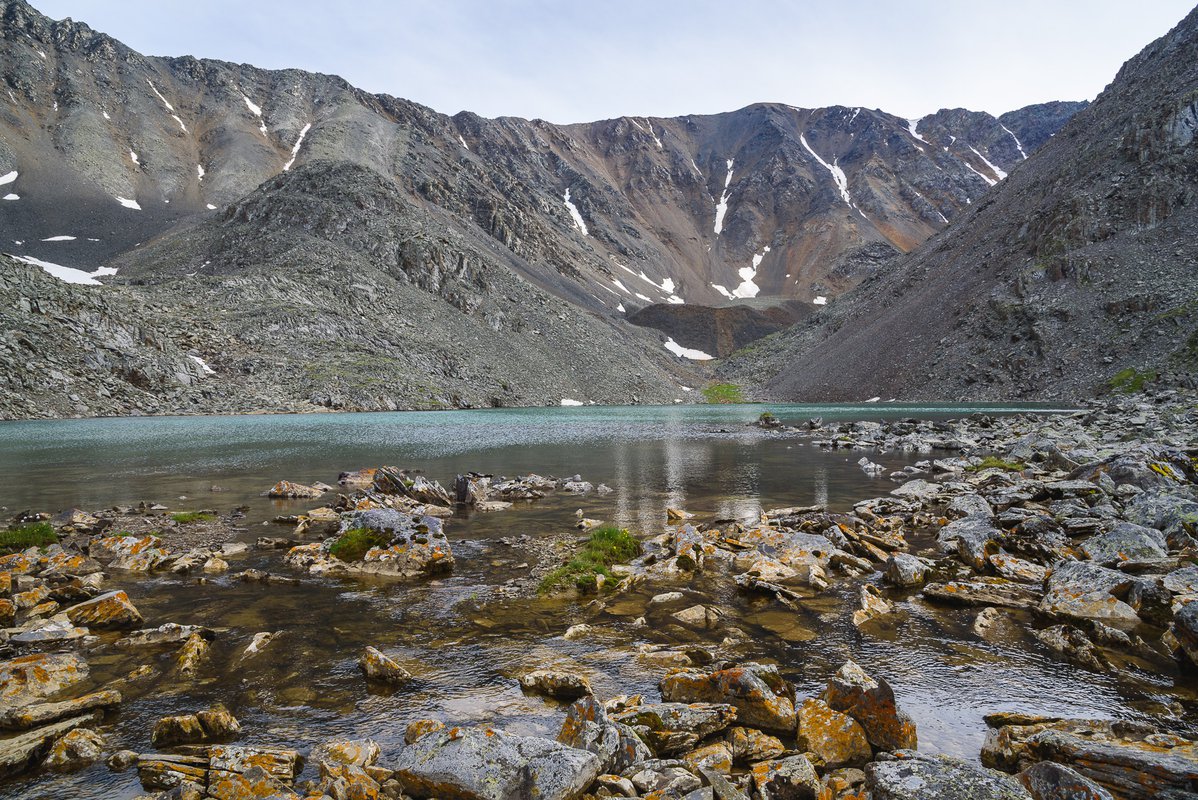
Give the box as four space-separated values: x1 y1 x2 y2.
539 526 643 595
170 512 216 524
1109 368 1156 394
967 456 1027 473
701 383 745 404
0 522 58 553
329 528 391 562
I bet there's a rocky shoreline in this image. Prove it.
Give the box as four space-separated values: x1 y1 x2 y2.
1 391 1196 798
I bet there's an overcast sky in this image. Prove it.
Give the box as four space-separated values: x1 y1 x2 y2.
32 0 1197 124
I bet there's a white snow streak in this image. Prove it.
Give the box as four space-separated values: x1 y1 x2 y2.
907 118 928 144
206 203 217 210
664 338 714 361
188 355 216 375
243 96 268 135
800 135 856 210
962 161 996 186
611 278 631 294
711 283 735 300
560 398 584 407
0 171 17 186
3 194 17 201
129 149 140 165
849 107 861 124
713 158 734 235
147 79 188 132
115 196 141 210
457 135 469 150
11 255 117 285
41 235 76 241
968 145 1007 182
635 292 650 302
563 188 588 236
645 118 663 149
102 110 111 120
1000 123 1028 160
617 303 625 313
196 164 205 180
283 123 311 171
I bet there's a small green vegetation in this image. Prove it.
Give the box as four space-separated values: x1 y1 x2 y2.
0 522 58 554
758 411 779 427
1108 368 1157 394
114 530 161 539
329 527 390 562
967 456 1027 473
170 512 216 524
539 526 643 595
701 383 745 404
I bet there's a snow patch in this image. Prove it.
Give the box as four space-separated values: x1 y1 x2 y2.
283 123 311 171
0 171 17 186
560 398 584 407
963 160 997 187
2 193 17 201
41 235 76 242
968 145 1007 181
206 203 217 210
115 196 141 210
617 303 625 313
813 296 828 305
188 355 216 375
102 110 110 120
611 278 631 294
800 134 856 210
713 158 734 235
146 79 174 111
690 159 702 176
129 149 139 165
635 292 651 302
11 255 117 286
457 135 469 150
666 295 684 305
907 118 928 144
563 188 588 236
645 118 663 150
732 245 770 299
664 338 714 361
1000 123 1028 160
242 93 268 136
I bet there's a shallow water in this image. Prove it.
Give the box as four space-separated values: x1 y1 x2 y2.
6 402 1186 799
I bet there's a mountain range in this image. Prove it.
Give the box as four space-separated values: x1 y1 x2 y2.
1 0 1192 417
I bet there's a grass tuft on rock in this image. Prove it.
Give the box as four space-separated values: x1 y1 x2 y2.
329 528 390 562
701 383 745 404
1109 367 1156 394
967 456 1026 473
170 512 216 524
0 522 58 553
539 526 643 595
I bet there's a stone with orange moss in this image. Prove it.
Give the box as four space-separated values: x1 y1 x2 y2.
90 534 173 572
63 590 142 629
751 754 820 800
797 698 872 768
823 661 916 753
557 696 650 775
659 663 795 733
0 652 89 707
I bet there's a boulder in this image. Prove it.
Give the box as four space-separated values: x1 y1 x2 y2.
938 515 999 572
725 726 785 764
1018 760 1114 800
265 480 325 499
1080 523 1167 565
394 725 601 800
63 590 143 629
750 754 820 800
0 652 89 708
359 646 412 684
557 696 650 775
42 727 104 772
89 534 172 572
884 554 929 588
336 511 455 577
310 738 380 769
795 698 872 768
115 623 210 649
923 578 1042 609
1040 562 1140 627
152 705 240 747
867 750 1032 799
519 669 592 701
1174 601 1198 666
659 663 795 733
0 713 100 778
823 661 917 753
852 584 894 626
0 689 121 731
175 632 210 677
890 480 944 502
612 702 738 756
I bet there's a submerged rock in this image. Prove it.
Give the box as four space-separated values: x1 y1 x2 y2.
42 727 104 772
519 669 592 701
359 646 412 684
1018 760 1114 800
0 652 89 708
63 590 143 629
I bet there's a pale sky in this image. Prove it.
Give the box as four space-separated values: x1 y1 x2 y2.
31 0 1198 124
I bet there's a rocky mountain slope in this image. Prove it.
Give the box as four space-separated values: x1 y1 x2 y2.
721 6 1198 402
0 0 1091 417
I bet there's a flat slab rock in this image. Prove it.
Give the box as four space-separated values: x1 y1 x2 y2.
394 725 601 800
867 750 1032 799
